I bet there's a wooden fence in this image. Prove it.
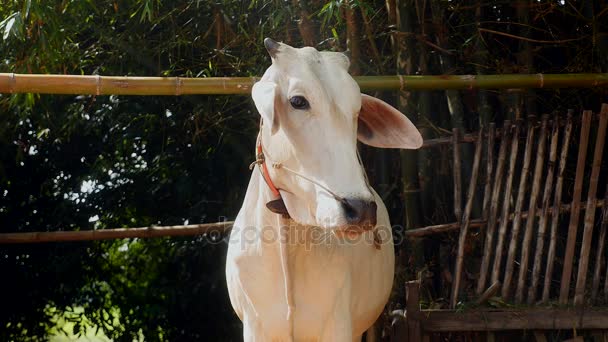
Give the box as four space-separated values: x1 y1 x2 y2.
392 104 608 341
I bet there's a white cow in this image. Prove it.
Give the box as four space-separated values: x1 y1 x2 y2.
226 38 422 342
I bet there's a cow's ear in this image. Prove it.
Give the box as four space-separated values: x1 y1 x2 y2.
252 81 280 134
357 94 423 149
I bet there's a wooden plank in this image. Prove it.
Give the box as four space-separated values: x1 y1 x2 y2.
492 122 521 285
406 281 421 342
451 129 484 308
482 123 496 219
560 110 594 304
453 128 463 223
516 117 548 304
478 121 511 294
528 117 560 304
415 308 608 332
574 105 608 306
502 123 536 298
591 183 608 301
543 113 573 302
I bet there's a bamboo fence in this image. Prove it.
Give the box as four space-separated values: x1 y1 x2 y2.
0 73 607 94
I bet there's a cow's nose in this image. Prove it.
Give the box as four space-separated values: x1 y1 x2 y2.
341 198 377 227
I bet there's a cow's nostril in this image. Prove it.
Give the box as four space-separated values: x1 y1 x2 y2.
341 198 377 226
343 200 360 221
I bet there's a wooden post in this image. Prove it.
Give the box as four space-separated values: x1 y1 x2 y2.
503 123 535 298
516 117 548 304
528 117 560 303
478 121 511 294
560 110 593 304
492 122 521 285
574 105 608 306
406 281 421 342
543 113 573 303
451 129 484 308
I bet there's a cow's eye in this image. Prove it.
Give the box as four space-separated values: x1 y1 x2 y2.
289 96 310 110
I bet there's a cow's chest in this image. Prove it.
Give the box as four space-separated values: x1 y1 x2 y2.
228 224 383 339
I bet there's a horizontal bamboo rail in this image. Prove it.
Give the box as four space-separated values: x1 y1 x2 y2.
0 200 602 244
0 222 232 243
0 73 607 95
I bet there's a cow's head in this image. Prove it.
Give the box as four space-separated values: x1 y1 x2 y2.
253 38 422 231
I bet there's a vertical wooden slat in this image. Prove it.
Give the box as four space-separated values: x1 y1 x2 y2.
574 105 608 306
591 183 608 302
491 123 521 284
453 128 462 222
477 121 511 294
482 123 496 219
528 116 559 304
451 129 484 308
559 110 593 304
542 110 572 303
542 113 573 303
516 117 548 304
502 123 536 299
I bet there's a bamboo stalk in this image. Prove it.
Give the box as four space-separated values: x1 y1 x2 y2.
515 117 548 304
482 124 496 219
477 121 511 294
542 113 573 303
491 122 521 285
0 222 233 243
451 129 484 309
453 128 463 222
591 183 608 302
344 0 361 75
559 110 593 304
528 117 559 304
0 73 607 95
475 281 501 306
573 105 608 306
502 122 535 299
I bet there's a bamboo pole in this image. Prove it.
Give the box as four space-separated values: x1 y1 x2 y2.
0 73 607 95
591 183 608 302
451 129 483 309
560 110 593 304
491 122 520 285
528 117 559 304
0 222 233 243
574 104 608 306
502 122 535 299
542 113 573 303
516 117 548 304
477 121 511 294
0 200 604 244
404 199 605 239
